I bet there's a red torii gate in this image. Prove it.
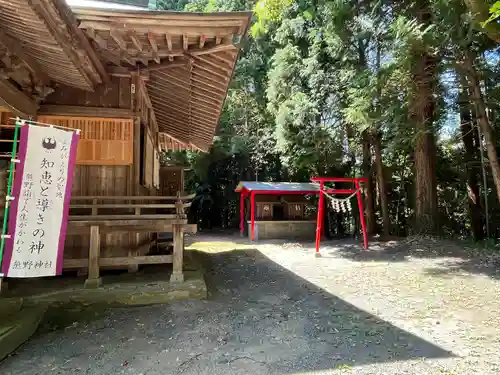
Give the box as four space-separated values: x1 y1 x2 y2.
236 177 368 253
311 177 368 254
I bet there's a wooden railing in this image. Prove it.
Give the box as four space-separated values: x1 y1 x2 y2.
0 193 197 287
68 193 194 221
65 193 196 287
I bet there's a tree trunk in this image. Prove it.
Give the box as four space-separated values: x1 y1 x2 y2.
362 131 376 234
463 51 500 203
373 131 390 236
459 77 484 240
344 124 357 170
410 0 439 234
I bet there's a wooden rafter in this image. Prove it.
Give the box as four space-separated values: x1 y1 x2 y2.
193 62 228 82
190 74 226 93
110 29 127 50
152 98 217 127
149 90 189 108
147 32 160 64
199 34 206 48
156 118 189 135
152 70 189 88
38 105 133 118
156 119 191 137
100 50 122 66
142 60 187 72
210 51 237 65
193 54 232 74
148 82 189 98
190 114 214 126
149 97 184 112
129 30 142 51
0 77 37 117
190 92 220 106
155 102 189 122
86 28 107 49
191 109 218 123
0 29 49 84
153 102 190 120
156 69 225 96
153 102 215 127
120 52 136 66
191 85 225 102
150 99 191 119
49 0 109 85
155 115 190 135
191 69 227 88
149 93 186 109
159 132 192 151
78 22 239 37
159 88 216 112
29 0 102 88
71 8 251 150
156 118 192 136
150 99 217 125
188 59 193 143
165 33 173 62
189 43 236 56
155 109 188 125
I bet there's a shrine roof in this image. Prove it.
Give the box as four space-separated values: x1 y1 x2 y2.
235 181 320 193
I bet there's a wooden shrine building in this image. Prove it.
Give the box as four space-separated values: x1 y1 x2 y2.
0 0 251 287
235 182 319 241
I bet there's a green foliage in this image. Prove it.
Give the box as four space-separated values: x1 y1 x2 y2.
481 1 500 26
252 0 294 36
156 0 500 241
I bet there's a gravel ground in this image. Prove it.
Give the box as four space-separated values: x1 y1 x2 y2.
1 234 500 374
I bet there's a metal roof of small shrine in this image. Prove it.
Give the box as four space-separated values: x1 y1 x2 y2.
235 181 320 193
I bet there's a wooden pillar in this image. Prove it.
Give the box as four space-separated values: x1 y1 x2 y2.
170 224 184 283
79 198 97 277
170 193 184 283
84 225 102 288
133 117 141 194
129 207 140 273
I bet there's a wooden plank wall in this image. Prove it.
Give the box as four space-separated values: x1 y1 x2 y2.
66 166 135 260
44 77 132 108
159 167 184 196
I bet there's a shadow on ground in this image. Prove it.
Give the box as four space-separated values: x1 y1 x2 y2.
1 246 454 375
190 248 454 372
327 237 500 280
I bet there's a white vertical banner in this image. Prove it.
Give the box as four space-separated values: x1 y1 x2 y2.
2 124 79 277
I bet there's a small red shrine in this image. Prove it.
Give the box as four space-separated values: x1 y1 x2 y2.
235 177 369 252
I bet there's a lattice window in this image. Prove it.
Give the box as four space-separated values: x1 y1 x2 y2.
37 116 133 165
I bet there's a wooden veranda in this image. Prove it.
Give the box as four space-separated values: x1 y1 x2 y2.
0 0 251 287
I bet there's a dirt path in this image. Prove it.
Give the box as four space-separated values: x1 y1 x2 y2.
1 234 500 374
